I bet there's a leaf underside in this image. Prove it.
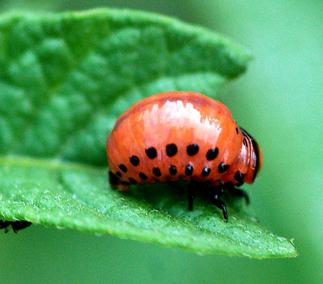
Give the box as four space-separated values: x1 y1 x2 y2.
0 9 296 258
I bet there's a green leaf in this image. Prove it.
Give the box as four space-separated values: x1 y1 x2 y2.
0 9 296 258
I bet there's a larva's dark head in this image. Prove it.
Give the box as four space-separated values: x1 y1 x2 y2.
240 127 263 184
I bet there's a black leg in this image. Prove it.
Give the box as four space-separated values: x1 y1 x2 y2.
211 194 228 221
223 182 250 205
0 220 32 233
0 221 10 233
187 183 196 211
108 171 120 187
0 220 10 229
229 187 250 205
11 221 32 233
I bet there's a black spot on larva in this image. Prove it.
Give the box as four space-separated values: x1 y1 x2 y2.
234 171 245 186
116 171 122 177
0 220 32 233
128 177 137 184
187 144 199 156
130 155 140 166
152 167 161 177
139 172 148 180
109 171 119 185
118 164 127 173
145 147 157 159
201 167 211 177
218 163 230 173
185 164 194 176
121 181 130 186
166 143 178 157
169 165 177 176
243 137 248 146
206 147 218 160
234 171 244 181
236 127 239 134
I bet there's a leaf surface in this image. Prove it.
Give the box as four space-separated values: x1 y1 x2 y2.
0 9 296 258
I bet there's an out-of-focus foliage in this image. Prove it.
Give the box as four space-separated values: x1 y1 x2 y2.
0 10 294 258
0 0 321 283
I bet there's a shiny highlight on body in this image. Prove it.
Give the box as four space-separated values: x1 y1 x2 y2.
106 91 262 220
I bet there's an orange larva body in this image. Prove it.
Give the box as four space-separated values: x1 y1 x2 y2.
107 91 262 191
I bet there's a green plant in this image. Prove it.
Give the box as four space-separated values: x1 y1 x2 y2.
0 9 296 258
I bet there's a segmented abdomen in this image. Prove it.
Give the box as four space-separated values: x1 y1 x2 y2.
107 92 243 187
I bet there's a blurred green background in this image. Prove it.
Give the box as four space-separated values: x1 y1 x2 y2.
0 1 322 283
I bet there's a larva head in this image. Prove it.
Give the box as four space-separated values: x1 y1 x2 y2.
238 127 263 185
